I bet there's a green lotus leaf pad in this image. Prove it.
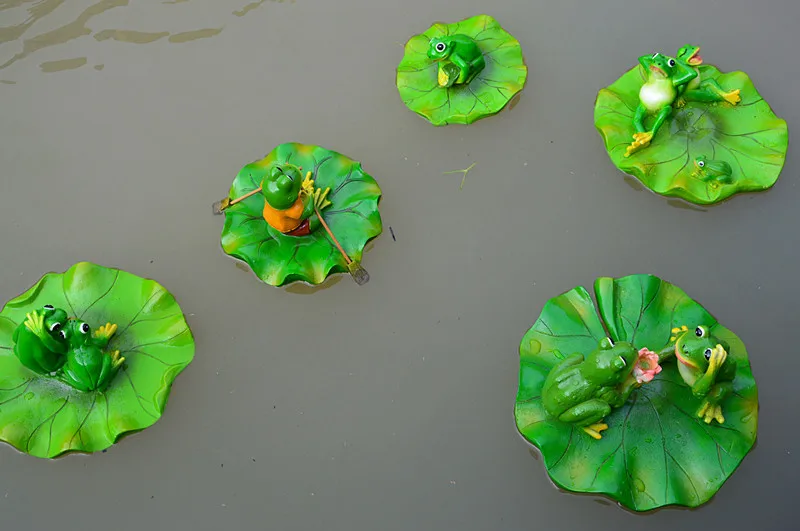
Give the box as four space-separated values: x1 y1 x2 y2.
0 262 194 458
595 63 788 205
396 14 527 126
220 143 382 287
515 274 758 511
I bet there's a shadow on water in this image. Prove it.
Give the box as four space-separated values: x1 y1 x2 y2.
0 0 292 79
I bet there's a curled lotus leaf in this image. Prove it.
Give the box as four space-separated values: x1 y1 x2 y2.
0 262 194 459
396 14 527 126
595 64 788 205
220 143 382 287
515 274 758 511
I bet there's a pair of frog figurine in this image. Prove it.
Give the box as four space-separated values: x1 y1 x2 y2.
12 305 124 392
542 324 734 440
626 44 738 185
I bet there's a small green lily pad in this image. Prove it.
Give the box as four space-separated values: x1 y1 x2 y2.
220 143 382 287
595 64 788 205
0 262 194 459
515 274 758 511
396 14 527 126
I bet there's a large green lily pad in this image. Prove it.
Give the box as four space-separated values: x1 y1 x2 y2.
220 143 382 287
515 274 758 511
396 14 527 126
0 262 194 459
595 63 788 205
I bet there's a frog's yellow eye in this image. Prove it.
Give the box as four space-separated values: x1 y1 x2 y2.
704 348 712 360
695 326 705 338
435 42 446 53
79 323 90 335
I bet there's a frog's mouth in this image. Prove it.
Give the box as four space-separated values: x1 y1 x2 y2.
686 47 703 66
649 64 667 78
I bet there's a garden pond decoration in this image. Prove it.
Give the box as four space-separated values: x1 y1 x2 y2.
217 142 382 288
396 14 527 126
0 262 195 459
595 44 788 205
515 274 758 511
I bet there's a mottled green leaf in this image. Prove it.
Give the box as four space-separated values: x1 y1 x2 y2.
0 262 194 458
220 143 382 287
515 274 758 511
396 14 527 126
595 64 788 205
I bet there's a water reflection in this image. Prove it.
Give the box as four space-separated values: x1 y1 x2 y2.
0 0 292 78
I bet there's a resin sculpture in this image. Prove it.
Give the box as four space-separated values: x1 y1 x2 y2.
515 274 758 511
396 14 527 126
595 44 788 205
0 262 194 458
218 143 382 287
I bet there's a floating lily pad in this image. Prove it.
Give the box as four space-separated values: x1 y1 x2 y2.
515 274 758 511
595 64 788 205
396 14 527 126
0 262 194 459
220 143 382 287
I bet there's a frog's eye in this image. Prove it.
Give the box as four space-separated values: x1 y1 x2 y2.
43 304 54 310
435 42 446 53
79 323 90 335
704 348 713 360
49 322 62 332
695 326 705 338
698 160 705 167
668 58 676 67
618 355 627 367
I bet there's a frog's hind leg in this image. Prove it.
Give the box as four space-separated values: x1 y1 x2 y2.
558 399 612 440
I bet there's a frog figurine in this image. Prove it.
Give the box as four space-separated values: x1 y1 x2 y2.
625 52 697 157
57 319 125 392
427 35 486 88
224 163 332 236
657 325 736 424
542 337 640 440
675 44 741 107
12 305 69 374
692 155 733 185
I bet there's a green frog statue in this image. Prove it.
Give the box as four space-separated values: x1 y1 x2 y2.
12 306 124 392
625 46 741 157
427 35 486 88
541 338 640 440
658 325 737 424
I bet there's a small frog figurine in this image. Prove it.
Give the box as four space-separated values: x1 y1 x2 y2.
692 155 733 185
58 319 124 392
12 305 69 374
658 325 736 424
675 45 741 107
625 52 697 157
542 338 640 440
224 163 332 236
427 35 486 88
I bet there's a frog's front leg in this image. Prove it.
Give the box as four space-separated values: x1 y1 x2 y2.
558 399 612 440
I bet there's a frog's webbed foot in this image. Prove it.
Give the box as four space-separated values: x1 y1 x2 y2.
624 131 654 157
313 186 332 211
108 349 125 370
582 423 609 440
696 400 725 424
94 323 118 341
722 89 741 105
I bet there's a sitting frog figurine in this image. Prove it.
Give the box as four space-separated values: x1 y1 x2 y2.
542 338 640 440
625 52 697 157
658 325 736 424
427 35 486 88
692 155 733 185
675 44 741 107
58 319 124 392
225 163 332 237
12 305 69 374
